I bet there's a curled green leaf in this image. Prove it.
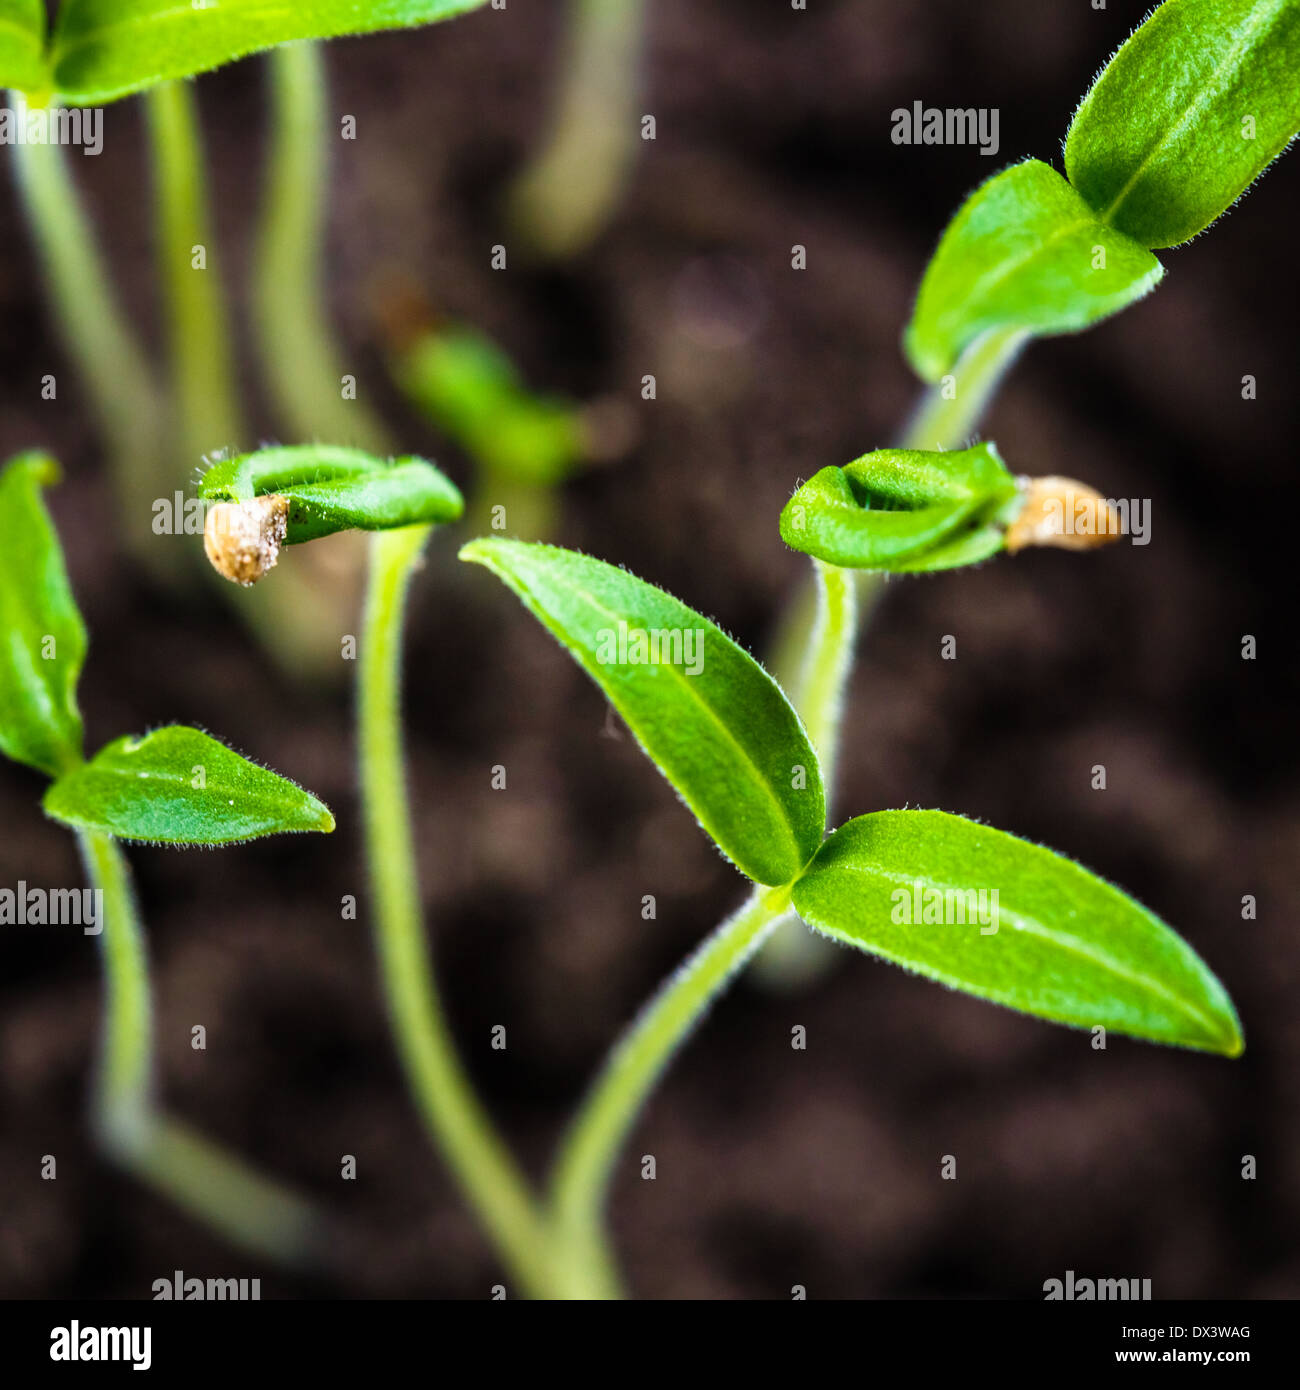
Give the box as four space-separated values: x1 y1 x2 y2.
780 443 1020 572
198 445 462 585
461 538 825 886
0 452 87 777
905 159 1164 381
792 810 1243 1056
43 726 335 844
49 0 490 105
1066 0 1300 249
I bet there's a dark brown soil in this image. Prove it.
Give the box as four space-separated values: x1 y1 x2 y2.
1 0 1296 1299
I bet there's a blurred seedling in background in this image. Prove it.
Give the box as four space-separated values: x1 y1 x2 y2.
3 2 492 671
375 276 638 539
0 452 336 1262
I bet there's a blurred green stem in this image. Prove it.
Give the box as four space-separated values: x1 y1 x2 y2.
360 527 554 1297
9 94 166 558
77 829 319 1264
900 326 1028 451
146 81 243 469
507 0 647 259
256 43 391 451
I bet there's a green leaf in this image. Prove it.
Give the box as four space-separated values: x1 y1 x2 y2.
780 444 1020 572
43 726 335 844
0 453 87 778
791 810 1243 1056
904 159 1165 381
1065 0 1300 249
461 539 825 886
0 0 48 94
398 328 585 487
198 445 463 544
50 0 490 105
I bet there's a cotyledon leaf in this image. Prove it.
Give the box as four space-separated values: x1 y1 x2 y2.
460 538 825 886
43 726 335 844
791 810 1242 1056
1065 0 1300 249
50 0 490 105
780 444 1022 571
0 0 48 95
0 452 87 778
904 159 1165 382
198 445 463 544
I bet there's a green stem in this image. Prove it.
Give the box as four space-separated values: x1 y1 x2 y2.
360 527 554 1297
899 326 1028 451
506 0 647 259
255 43 391 452
146 81 243 468
548 884 793 1298
9 93 166 554
797 560 858 795
77 829 318 1264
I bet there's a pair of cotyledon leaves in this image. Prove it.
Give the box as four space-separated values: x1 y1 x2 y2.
907 0 1300 380
0 1 487 105
1 447 1241 1056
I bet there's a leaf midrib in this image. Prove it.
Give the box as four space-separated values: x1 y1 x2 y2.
804 860 1225 1041
506 557 816 876
1095 0 1288 227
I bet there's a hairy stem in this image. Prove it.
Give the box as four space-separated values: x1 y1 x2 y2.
256 43 391 452
360 527 554 1297
899 326 1028 451
146 81 243 468
506 0 647 259
551 322 1032 1290
78 829 319 1264
9 94 166 558
548 885 793 1298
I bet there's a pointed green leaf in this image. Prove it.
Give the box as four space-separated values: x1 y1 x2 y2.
1065 0 1300 249
43 726 335 844
780 445 1020 572
791 810 1242 1056
51 0 489 105
0 0 48 94
0 453 87 778
905 159 1165 381
461 539 825 886
198 445 463 543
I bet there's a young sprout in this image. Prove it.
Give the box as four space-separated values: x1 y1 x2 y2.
0 452 332 1262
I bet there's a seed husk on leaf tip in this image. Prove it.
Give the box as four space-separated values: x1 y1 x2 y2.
1004 475 1123 554
203 495 290 585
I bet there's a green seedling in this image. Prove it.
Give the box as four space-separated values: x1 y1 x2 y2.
0 452 335 1259
390 320 591 539
181 0 1297 1299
